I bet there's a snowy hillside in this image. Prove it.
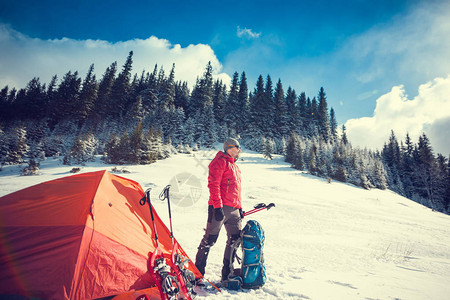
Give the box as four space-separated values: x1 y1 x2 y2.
1 148 450 300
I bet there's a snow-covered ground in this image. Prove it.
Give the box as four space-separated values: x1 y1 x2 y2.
1 147 450 300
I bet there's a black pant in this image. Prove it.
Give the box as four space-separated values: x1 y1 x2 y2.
195 205 242 278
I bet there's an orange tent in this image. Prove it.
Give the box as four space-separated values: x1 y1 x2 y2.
0 170 200 299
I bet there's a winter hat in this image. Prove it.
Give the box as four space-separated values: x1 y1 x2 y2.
224 138 240 151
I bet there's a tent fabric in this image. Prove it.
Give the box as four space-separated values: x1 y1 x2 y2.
0 170 200 300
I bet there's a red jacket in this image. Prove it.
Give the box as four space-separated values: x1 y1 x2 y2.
208 151 242 209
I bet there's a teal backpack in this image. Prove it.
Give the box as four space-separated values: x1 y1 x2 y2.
223 219 266 290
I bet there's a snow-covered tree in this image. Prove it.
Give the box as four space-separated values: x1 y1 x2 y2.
317 87 331 143
77 64 98 124
64 133 98 165
224 72 240 132
274 79 289 138
236 72 249 135
262 137 275 160
94 62 117 120
285 87 298 134
6 124 29 164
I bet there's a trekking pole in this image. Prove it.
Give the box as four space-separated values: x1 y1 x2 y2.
243 202 275 217
159 185 222 294
159 185 197 299
140 189 159 247
140 188 179 299
159 185 175 247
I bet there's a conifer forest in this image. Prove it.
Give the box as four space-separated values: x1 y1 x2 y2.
0 51 449 213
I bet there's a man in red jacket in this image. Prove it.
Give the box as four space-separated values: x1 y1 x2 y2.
195 138 243 282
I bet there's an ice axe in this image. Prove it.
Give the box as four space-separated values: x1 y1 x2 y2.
243 202 275 217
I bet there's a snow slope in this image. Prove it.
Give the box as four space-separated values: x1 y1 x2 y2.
1 148 450 300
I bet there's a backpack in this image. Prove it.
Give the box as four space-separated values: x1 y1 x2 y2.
241 220 266 289
223 219 266 290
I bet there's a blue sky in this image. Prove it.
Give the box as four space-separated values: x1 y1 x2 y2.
1 0 449 154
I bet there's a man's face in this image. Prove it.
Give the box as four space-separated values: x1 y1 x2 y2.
227 145 241 159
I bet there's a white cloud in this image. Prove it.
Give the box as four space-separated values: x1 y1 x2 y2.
236 26 261 39
0 24 231 90
228 1 450 118
339 1 450 87
345 76 450 155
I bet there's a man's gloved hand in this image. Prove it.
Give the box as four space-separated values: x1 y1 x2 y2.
239 208 244 219
214 207 224 221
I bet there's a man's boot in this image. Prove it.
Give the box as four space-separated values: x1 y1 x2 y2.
195 234 218 276
221 259 231 282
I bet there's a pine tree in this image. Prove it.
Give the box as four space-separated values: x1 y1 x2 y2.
159 63 176 109
332 142 347 182
298 92 307 133
306 97 318 137
63 133 97 165
262 137 274 160
247 75 265 138
317 87 331 142
285 132 298 164
263 75 275 137
277 136 287 155
382 130 404 193
0 86 9 121
21 78 48 120
126 96 145 125
224 72 240 132
308 142 318 175
170 107 186 146
21 158 40 176
383 130 401 168
400 133 415 197
46 75 58 118
341 125 348 145
47 120 78 157
330 107 338 142
372 158 388 190
293 140 305 170
128 122 144 164
310 97 318 121
237 72 249 135
199 103 218 148
104 133 121 164
110 51 134 119
118 132 132 164
147 127 165 160
184 118 195 147
27 119 49 162
187 63 216 146
273 79 289 138
130 70 147 102
0 126 9 165
49 71 81 126
359 159 372 190
174 81 190 112
212 80 226 125
77 64 98 124
95 62 117 119
285 87 298 134
435 153 448 210
444 156 450 212
414 133 438 209
188 62 214 117
7 124 29 164
316 138 328 177
140 129 157 164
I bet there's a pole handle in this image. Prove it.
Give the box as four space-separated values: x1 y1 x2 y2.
143 188 159 246
243 202 275 216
